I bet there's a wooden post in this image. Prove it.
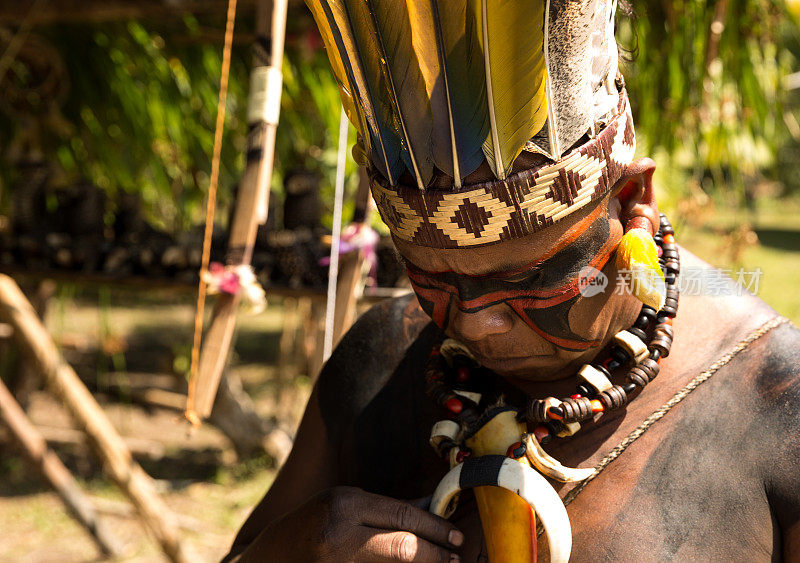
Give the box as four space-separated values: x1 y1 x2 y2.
188 0 289 420
331 168 375 347
0 377 124 557
0 274 189 563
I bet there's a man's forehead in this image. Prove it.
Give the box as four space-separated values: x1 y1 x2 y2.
396 198 607 276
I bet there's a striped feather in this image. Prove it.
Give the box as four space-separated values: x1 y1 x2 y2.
306 0 403 184
362 0 432 188
432 0 490 185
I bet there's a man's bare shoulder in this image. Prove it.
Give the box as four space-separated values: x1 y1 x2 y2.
315 293 436 441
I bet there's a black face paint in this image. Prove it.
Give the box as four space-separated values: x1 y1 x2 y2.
407 212 615 352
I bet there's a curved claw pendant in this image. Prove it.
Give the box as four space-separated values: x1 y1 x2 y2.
429 456 572 563
524 433 595 483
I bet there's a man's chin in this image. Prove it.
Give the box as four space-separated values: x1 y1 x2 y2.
477 354 565 379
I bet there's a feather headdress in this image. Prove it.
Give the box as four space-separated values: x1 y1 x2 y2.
306 0 635 248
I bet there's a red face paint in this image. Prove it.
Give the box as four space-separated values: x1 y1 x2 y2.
406 213 615 352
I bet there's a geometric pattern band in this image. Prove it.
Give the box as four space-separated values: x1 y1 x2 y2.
371 90 636 249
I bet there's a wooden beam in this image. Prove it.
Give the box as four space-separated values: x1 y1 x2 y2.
0 377 124 558
0 274 190 563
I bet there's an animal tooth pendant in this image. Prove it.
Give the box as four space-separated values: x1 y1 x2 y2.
524 433 595 483
616 226 666 310
465 409 538 563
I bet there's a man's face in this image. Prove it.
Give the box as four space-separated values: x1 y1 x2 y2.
395 196 639 381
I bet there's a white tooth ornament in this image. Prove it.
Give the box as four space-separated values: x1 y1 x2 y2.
428 408 572 562
429 456 572 563
440 338 476 365
524 433 595 483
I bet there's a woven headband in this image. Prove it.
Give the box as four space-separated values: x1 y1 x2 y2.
371 90 635 249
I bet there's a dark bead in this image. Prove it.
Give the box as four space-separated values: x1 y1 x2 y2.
560 396 594 423
507 441 527 459
576 384 594 398
639 358 661 380
626 366 650 388
640 305 657 321
665 272 677 285
635 315 650 329
548 405 565 419
594 364 611 378
543 421 561 440
457 366 470 382
623 382 638 394
607 359 621 372
660 305 677 318
599 385 628 411
628 327 648 341
611 346 631 364
649 348 661 362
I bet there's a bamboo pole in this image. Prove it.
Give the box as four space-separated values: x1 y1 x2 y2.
0 377 124 557
188 0 289 420
0 274 189 563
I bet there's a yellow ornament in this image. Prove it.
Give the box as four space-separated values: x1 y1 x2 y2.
615 227 666 310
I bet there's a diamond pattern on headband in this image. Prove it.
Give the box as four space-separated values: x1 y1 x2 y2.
372 92 636 249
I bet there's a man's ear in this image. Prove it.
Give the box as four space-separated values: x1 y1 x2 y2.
612 158 659 235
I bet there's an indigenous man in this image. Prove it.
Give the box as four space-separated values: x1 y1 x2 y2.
225 1 800 560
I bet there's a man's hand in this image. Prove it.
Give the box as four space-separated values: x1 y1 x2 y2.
240 486 463 562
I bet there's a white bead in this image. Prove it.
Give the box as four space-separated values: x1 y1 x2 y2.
578 364 613 393
614 330 649 362
430 420 461 449
557 421 581 437
454 390 482 405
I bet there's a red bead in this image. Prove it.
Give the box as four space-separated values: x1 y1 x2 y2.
657 245 663 257
430 348 441 357
456 450 471 463
445 397 463 414
457 366 470 382
533 425 550 442
546 406 563 420
570 393 582 400
506 441 526 459
590 399 604 413
663 233 675 245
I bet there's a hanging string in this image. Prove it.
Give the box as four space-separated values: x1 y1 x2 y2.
322 106 350 362
186 0 238 425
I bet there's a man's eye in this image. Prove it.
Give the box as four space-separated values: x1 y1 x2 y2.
503 271 541 284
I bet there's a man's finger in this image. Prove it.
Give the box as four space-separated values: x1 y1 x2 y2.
355 493 463 549
361 529 459 562
410 496 432 511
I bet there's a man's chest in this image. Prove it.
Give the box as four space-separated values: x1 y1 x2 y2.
448 413 776 562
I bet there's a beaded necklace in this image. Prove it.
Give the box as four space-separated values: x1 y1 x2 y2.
425 213 680 462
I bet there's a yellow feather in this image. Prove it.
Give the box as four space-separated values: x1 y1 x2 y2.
305 1 364 141
472 0 549 179
616 228 667 311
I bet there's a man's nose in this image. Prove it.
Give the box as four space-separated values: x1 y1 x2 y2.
450 302 515 342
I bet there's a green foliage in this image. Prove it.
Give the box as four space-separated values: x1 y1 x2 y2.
274 40 360 229
620 0 800 201
0 16 363 232
1 18 252 232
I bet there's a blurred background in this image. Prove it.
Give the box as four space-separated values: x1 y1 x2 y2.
0 0 799 560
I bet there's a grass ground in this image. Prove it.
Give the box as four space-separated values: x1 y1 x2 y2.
671 196 800 324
